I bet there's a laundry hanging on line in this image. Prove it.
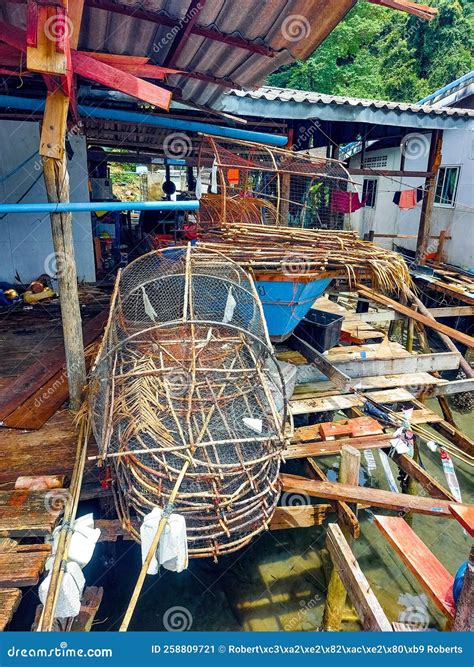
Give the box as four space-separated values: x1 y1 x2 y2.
392 188 424 209
330 190 366 214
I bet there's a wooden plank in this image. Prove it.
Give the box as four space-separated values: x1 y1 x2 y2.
0 490 65 538
290 335 352 392
269 504 330 531
326 524 392 632
295 372 447 398
428 306 474 318
0 549 50 588
40 89 70 159
27 4 67 75
0 310 107 426
357 285 474 349
449 504 474 536
304 458 359 540
392 453 457 502
70 587 104 632
0 588 21 631
374 515 455 620
71 51 172 111
280 474 463 517
290 388 414 415
433 378 474 396
69 0 85 49
0 410 77 486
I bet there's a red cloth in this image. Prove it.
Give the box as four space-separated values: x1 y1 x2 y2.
399 189 418 209
331 190 366 213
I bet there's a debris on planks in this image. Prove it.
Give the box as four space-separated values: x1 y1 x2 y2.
319 417 384 440
374 515 455 621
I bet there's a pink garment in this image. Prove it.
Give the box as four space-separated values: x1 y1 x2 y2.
399 189 418 209
331 190 366 214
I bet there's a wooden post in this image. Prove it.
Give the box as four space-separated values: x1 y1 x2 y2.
280 125 293 225
322 445 361 631
453 545 473 631
42 91 86 410
415 130 443 264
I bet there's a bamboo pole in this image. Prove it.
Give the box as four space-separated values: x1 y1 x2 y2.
322 445 361 631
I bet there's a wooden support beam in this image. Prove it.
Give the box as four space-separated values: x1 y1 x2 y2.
357 285 474 349
416 130 443 264
428 306 474 318
280 474 466 517
26 1 68 75
270 504 330 531
367 0 437 20
71 51 172 110
323 445 361 631
285 434 394 460
304 458 359 540
391 452 457 502
326 523 392 632
69 0 85 49
164 0 205 67
374 515 455 620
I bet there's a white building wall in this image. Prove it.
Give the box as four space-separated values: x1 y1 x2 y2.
0 120 96 284
348 128 474 269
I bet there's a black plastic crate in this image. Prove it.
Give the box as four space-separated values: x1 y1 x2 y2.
294 308 344 353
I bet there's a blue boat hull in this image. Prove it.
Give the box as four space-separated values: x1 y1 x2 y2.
255 277 333 341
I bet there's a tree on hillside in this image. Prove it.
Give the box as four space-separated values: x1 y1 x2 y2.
267 0 473 102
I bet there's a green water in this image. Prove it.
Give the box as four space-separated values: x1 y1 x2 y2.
88 405 472 632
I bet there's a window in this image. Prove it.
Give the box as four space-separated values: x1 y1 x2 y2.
362 178 378 208
362 155 388 169
434 166 460 207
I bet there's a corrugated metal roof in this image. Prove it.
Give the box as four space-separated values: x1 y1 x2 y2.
224 86 474 117
0 0 357 107
215 85 474 130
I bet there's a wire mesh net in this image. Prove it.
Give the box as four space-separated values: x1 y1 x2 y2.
88 245 289 559
197 135 354 229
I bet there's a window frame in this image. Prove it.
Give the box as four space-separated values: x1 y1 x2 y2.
434 165 460 208
362 177 378 209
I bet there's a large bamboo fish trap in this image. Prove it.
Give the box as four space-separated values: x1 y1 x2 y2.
88 245 289 559
197 135 354 229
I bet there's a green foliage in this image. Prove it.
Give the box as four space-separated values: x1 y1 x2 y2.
267 0 473 102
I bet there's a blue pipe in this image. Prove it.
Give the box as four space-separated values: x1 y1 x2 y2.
0 95 288 147
0 200 199 214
